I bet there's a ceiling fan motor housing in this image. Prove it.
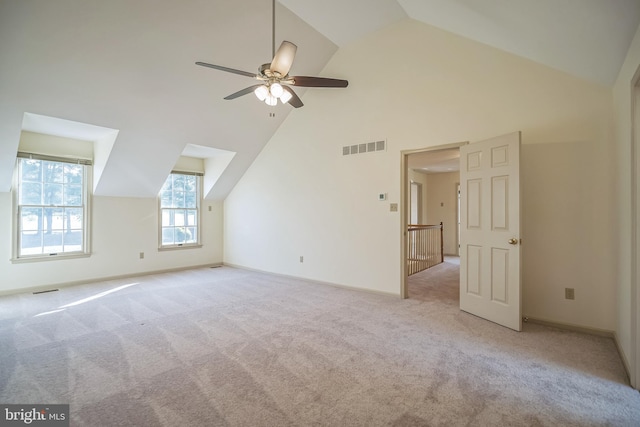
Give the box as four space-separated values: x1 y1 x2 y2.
260 63 284 79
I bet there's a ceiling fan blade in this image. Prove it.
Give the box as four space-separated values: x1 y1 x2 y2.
224 84 265 100
282 86 303 108
270 41 297 77
291 76 349 88
195 62 257 78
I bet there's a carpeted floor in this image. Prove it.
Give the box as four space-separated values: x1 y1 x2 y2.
1 262 639 426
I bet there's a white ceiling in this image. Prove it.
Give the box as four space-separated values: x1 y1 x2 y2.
408 148 461 174
1 0 638 198
282 0 640 85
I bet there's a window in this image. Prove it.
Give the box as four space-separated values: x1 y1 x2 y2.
14 154 91 260
159 172 201 248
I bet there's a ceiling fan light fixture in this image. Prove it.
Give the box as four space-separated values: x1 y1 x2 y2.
270 82 284 98
270 41 297 77
254 85 269 101
265 94 277 106
279 89 293 104
194 0 347 109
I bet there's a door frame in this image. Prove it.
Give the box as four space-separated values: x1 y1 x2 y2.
400 141 468 299
456 182 461 256
631 70 640 389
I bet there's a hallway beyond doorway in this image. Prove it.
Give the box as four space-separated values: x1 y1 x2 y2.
407 255 459 303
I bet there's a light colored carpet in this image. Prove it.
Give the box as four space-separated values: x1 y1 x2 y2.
0 262 639 426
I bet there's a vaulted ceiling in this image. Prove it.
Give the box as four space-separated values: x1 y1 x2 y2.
1 0 639 199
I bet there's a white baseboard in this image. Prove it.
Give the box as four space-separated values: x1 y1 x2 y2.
525 315 631 385
0 263 222 297
222 262 400 297
613 331 632 386
524 316 613 337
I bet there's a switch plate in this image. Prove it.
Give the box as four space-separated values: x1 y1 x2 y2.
139 252 144 259
378 193 387 201
390 203 398 212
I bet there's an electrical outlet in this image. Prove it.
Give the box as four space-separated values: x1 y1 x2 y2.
299 256 304 263
565 288 574 300
139 252 144 259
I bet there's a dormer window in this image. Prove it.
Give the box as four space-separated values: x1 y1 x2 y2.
13 153 91 261
158 172 201 249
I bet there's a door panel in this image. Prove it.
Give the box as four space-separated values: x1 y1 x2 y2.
491 176 508 230
460 132 522 331
491 247 508 303
467 179 481 228
466 245 482 295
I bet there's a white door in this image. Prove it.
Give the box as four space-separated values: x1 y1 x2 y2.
459 132 522 331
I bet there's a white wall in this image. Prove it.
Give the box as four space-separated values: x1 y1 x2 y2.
224 19 616 329
0 193 224 294
0 132 224 294
613 22 640 385
425 172 459 255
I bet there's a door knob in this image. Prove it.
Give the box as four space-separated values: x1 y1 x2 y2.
508 238 518 245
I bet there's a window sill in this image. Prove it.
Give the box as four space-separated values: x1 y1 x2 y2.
11 252 91 264
158 244 203 252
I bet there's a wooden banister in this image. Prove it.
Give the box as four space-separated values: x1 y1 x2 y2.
407 222 444 276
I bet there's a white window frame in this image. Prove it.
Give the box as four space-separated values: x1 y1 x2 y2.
158 171 202 250
12 152 92 263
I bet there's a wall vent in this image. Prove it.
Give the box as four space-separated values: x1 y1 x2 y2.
342 140 386 156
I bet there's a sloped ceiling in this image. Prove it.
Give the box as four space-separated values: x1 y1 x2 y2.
1 0 639 199
0 0 338 198
281 0 640 85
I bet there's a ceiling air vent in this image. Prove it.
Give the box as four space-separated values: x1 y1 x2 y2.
342 139 386 156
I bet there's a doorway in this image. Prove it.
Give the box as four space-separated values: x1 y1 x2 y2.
401 132 523 331
400 142 466 299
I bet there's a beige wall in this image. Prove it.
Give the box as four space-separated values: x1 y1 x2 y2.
425 172 459 255
19 131 94 160
224 19 616 329
613 21 640 386
0 133 224 294
0 154 223 293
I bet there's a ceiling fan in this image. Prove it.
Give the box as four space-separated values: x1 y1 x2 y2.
195 0 348 108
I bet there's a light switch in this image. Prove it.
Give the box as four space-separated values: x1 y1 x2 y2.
390 203 398 212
